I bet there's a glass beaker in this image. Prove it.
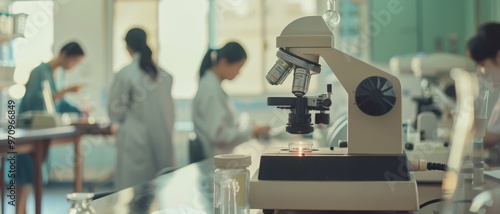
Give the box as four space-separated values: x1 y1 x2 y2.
214 154 251 214
67 193 96 214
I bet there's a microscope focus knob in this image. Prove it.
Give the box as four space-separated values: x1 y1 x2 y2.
355 76 396 116
322 98 332 107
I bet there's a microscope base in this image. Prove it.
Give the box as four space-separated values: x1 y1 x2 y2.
263 210 413 214
250 171 419 212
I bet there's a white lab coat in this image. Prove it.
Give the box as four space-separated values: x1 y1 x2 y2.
108 54 175 189
192 70 252 158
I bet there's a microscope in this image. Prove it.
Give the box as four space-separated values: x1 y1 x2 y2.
404 53 474 183
249 16 419 213
410 53 472 135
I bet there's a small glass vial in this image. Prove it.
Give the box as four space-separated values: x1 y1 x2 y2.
13 13 28 36
67 193 96 214
214 154 251 214
0 12 6 35
5 13 13 35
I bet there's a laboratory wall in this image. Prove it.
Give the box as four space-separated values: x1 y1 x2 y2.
419 0 467 55
113 0 158 72
368 0 418 63
369 0 469 63
157 0 209 99
367 0 500 64
478 0 500 24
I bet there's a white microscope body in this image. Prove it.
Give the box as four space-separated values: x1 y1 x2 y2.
249 16 419 212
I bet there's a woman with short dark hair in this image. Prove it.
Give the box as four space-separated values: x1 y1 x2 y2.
16 41 86 214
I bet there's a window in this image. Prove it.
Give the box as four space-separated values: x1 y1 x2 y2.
218 0 318 95
113 0 159 72
158 0 209 99
158 0 317 99
11 1 54 84
9 1 54 98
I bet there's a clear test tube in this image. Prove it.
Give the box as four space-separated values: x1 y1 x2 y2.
473 89 489 189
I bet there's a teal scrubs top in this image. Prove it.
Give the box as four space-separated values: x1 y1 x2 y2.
15 63 79 185
19 63 57 113
19 63 81 115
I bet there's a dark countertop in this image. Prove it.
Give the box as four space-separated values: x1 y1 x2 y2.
90 140 274 214
91 162 500 214
92 159 216 214
90 140 500 214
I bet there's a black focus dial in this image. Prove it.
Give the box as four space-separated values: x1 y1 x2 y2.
322 98 332 107
355 76 396 116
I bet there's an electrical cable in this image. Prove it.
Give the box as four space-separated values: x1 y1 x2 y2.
427 162 447 171
420 198 472 209
420 198 443 209
409 160 448 171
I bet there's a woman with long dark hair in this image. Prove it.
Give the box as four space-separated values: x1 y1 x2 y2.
467 23 500 157
192 42 269 159
107 28 175 189
468 23 500 149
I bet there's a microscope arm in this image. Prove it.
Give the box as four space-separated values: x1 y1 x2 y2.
288 47 403 155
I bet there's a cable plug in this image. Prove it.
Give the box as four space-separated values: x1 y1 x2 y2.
409 160 448 171
427 162 447 171
409 159 428 171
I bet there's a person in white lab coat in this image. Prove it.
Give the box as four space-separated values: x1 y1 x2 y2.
108 28 175 189
192 42 270 158
467 23 500 163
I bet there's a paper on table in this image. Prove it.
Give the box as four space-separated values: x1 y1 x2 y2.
150 207 206 214
485 170 500 181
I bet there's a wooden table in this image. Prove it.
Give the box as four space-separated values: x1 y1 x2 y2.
70 123 113 193
0 124 111 214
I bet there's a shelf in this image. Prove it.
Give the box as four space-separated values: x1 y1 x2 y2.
0 65 15 71
0 80 14 88
0 34 22 43
0 66 15 82
0 66 15 89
